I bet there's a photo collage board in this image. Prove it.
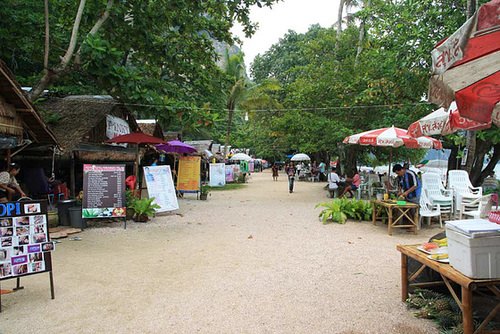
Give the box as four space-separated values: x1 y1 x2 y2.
0 201 55 280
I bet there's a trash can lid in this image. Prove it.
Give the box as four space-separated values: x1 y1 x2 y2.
59 199 76 204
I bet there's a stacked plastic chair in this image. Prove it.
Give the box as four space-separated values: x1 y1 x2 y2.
447 170 482 218
419 190 442 228
422 172 453 219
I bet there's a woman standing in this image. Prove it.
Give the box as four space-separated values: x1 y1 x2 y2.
271 163 279 181
287 162 297 193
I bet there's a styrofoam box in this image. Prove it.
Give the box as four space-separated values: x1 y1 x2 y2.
446 225 500 279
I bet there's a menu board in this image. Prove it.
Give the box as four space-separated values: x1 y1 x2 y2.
177 156 201 193
143 166 179 212
0 200 54 281
209 163 226 187
82 164 126 218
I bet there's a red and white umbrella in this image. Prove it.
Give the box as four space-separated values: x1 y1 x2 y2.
344 126 442 175
428 0 500 126
408 101 491 137
343 126 442 149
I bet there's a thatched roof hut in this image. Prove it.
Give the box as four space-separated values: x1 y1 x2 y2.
137 119 164 140
39 96 138 160
0 60 57 148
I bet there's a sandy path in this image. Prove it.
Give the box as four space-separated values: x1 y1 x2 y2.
0 170 441 334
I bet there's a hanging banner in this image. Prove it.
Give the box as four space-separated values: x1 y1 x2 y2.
177 156 201 193
0 200 54 281
225 165 234 182
209 163 226 187
248 162 254 172
82 164 126 218
143 166 179 212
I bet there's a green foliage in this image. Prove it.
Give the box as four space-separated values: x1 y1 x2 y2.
209 184 247 191
126 190 138 208
316 197 372 224
200 184 211 196
131 197 160 217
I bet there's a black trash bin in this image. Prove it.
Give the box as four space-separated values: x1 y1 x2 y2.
57 199 76 226
68 206 86 229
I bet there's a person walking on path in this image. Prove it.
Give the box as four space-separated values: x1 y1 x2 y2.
287 162 297 193
272 163 279 181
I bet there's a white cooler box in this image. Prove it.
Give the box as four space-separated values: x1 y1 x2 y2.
445 219 500 279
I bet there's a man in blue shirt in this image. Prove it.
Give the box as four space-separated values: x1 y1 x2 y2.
392 164 421 204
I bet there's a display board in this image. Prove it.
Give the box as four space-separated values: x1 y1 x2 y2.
143 166 179 212
0 200 54 281
240 161 248 173
225 165 234 182
248 162 254 172
177 156 201 193
82 164 126 218
209 163 226 187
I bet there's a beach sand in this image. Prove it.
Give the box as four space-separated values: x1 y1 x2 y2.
0 170 440 333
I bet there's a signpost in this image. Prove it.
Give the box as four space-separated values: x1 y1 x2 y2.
0 200 55 311
82 164 126 228
143 166 179 212
209 163 226 187
177 156 201 194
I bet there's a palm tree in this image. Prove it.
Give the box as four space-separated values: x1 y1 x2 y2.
223 50 248 158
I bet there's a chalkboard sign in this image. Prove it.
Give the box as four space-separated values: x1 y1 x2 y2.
0 200 54 281
82 164 126 218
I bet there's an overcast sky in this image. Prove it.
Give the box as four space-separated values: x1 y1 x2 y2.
231 0 342 72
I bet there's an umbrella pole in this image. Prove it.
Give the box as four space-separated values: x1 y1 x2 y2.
135 144 139 194
389 147 392 177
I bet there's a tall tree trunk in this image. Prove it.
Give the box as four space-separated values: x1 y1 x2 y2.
224 104 235 158
337 0 345 36
447 145 459 171
469 138 491 186
44 0 50 76
467 0 476 19
477 142 500 185
355 0 371 65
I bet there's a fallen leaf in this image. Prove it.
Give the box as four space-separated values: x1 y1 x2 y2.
348 241 354 244
248 235 253 239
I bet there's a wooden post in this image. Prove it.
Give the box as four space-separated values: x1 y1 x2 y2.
462 286 474 334
401 253 409 301
6 148 11 166
388 207 393 235
70 151 76 198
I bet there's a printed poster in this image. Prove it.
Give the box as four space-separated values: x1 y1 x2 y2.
209 163 226 187
177 156 201 193
0 200 55 280
143 166 179 212
248 162 254 172
225 165 234 182
82 164 126 218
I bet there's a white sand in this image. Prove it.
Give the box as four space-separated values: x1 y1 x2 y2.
0 171 441 333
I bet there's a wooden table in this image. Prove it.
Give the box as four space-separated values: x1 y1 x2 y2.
397 244 500 334
372 199 419 235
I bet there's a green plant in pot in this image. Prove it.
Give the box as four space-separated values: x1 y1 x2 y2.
126 190 138 220
199 184 210 200
131 197 160 222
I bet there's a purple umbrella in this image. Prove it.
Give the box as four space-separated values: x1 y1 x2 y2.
156 140 197 154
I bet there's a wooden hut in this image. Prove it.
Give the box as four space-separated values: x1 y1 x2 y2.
0 60 58 161
137 120 164 140
38 96 139 195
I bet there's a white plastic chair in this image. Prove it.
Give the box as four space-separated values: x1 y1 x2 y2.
366 174 381 197
460 194 493 219
448 170 482 217
422 172 453 218
419 190 442 229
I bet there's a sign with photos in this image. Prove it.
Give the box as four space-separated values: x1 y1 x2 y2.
0 200 54 280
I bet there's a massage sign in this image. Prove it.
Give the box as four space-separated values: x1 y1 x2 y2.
0 201 55 309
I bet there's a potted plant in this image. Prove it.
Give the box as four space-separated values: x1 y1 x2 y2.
126 190 138 220
131 197 160 222
199 184 210 200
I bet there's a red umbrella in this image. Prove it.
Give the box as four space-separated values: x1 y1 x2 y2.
429 0 500 125
104 132 168 189
408 101 491 137
343 126 442 175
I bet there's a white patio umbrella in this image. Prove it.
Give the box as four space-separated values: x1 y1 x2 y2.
230 153 252 161
291 153 311 161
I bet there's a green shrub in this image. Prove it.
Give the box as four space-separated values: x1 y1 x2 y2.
316 198 372 224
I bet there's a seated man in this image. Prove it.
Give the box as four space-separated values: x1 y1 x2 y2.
328 167 340 198
0 163 26 202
